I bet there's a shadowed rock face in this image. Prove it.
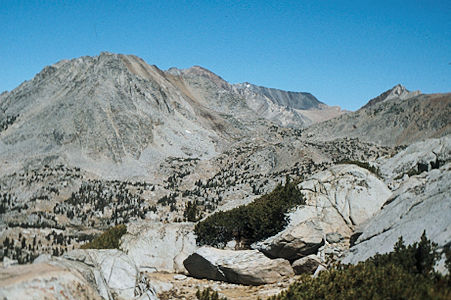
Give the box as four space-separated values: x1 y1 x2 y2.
183 246 294 285
232 82 345 127
234 83 323 110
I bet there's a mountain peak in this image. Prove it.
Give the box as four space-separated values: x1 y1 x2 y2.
361 84 421 110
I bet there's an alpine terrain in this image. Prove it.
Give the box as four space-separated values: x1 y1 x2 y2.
1 53 450 299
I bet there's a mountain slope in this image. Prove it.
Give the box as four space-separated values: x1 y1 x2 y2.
360 84 420 110
0 53 344 173
233 82 345 127
303 86 451 146
0 53 250 172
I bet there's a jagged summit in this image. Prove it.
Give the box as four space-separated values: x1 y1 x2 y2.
361 84 421 110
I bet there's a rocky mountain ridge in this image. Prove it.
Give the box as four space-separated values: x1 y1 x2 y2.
360 84 420 110
303 87 451 146
0 52 345 178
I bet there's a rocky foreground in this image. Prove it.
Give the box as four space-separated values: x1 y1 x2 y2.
1 136 450 299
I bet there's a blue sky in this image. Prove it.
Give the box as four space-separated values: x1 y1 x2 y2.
1 1 450 110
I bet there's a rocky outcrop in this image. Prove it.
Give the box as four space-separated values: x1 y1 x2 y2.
183 246 294 285
0 263 102 300
254 221 324 261
377 136 451 182
120 222 197 273
343 162 451 265
62 249 140 299
24 249 157 300
292 254 324 275
254 164 391 261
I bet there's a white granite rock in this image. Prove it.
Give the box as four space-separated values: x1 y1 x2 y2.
121 221 198 274
378 136 451 182
183 246 294 285
0 263 102 300
2 256 18 268
343 162 451 266
64 249 139 299
254 164 390 260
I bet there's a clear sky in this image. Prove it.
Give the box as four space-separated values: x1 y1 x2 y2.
1 0 450 110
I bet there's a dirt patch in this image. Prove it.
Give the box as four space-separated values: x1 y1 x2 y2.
145 272 301 300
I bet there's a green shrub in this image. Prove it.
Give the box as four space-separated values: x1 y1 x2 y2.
184 200 201 222
269 232 450 300
194 179 304 247
196 288 227 300
81 224 127 249
394 166 423 180
339 160 381 178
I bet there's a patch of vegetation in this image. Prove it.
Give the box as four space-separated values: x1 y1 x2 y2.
196 288 227 300
81 224 127 249
269 232 451 300
339 160 381 177
394 165 424 180
194 178 304 247
184 200 201 222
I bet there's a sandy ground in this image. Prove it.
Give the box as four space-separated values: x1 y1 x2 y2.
146 272 301 300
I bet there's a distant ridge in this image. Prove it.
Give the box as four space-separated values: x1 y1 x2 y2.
303 86 451 146
361 84 420 110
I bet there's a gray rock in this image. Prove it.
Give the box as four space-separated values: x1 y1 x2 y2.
326 232 343 244
343 162 451 266
377 136 451 182
120 221 198 273
173 274 187 280
63 249 138 299
254 164 390 261
313 264 327 278
2 256 18 268
32 253 52 264
292 255 324 275
0 263 102 299
254 220 324 261
183 246 294 285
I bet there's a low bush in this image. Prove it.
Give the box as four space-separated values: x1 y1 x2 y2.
196 288 227 300
339 160 381 177
270 232 450 300
194 178 304 247
81 224 127 249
